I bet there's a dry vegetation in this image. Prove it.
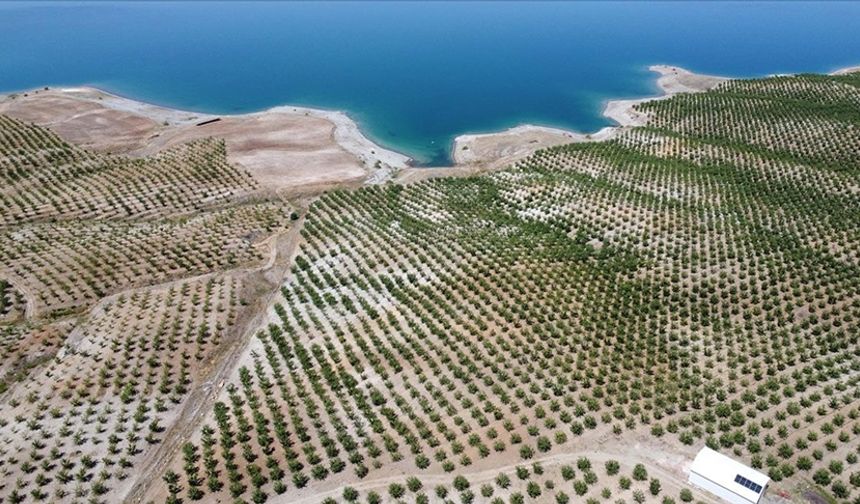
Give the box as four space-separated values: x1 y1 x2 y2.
152 72 860 504
0 279 26 322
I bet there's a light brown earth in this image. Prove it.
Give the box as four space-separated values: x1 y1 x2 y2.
0 87 410 192
452 124 618 169
144 112 369 189
0 87 176 154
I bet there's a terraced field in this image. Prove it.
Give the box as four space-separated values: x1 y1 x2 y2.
0 115 293 502
0 115 260 225
150 72 860 504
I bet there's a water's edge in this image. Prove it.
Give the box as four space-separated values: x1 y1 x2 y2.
3 63 858 169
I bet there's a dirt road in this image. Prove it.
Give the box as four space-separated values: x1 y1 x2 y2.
123 201 308 503
284 447 718 504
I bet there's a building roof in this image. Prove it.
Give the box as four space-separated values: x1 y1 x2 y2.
690 447 770 502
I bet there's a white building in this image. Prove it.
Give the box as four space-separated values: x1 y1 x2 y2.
688 447 770 504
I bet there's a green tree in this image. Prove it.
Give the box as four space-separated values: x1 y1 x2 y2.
163 470 182 504
389 483 405 499
526 482 541 498
406 477 422 493
813 469 831 486
650 478 662 496
605 460 620 476
343 486 359 502
366 490 381 504
561 465 575 481
831 480 848 499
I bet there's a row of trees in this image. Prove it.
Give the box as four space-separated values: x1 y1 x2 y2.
0 115 260 227
158 71 860 502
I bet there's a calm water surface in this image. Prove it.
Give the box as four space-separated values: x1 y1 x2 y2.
1 1 859 165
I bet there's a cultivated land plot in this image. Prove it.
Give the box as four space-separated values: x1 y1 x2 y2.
0 274 254 501
152 73 860 504
0 114 294 503
0 202 285 317
0 115 261 226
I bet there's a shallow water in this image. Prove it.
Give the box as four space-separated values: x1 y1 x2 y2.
2 1 859 165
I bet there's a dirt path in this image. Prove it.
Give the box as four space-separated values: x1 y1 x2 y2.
255 228 286 270
285 448 718 504
123 201 309 504
19 286 37 320
56 226 284 358
395 165 489 185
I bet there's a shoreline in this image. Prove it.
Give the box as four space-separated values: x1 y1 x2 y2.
444 62 856 168
2 63 857 185
449 64 729 168
831 65 860 76
0 64 725 176
30 85 416 169
0 86 412 190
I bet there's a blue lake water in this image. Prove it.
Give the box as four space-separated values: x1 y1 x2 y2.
2 1 859 165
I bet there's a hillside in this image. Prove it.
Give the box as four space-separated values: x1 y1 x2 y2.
0 115 296 503
0 70 859 504
148 72 860 504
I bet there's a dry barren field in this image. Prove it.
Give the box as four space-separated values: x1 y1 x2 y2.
1 69 860 504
